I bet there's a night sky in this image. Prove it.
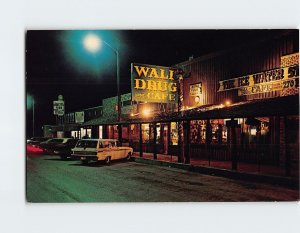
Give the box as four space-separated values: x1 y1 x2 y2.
25 29 286 137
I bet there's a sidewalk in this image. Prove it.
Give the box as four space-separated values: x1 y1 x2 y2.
132 152 299 189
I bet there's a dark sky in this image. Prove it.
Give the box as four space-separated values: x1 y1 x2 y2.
25 29 286 137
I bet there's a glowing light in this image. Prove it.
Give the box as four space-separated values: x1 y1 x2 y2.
130 113 134 117
250 128 256 136
27 95 34 110
83 33 101 53
26 145 43 153
142 108 151 117
225 100 231 106
194 96 200 103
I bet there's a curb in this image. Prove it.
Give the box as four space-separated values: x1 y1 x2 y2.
133 157 299 190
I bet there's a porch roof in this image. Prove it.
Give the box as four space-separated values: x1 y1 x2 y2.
82 95 299 126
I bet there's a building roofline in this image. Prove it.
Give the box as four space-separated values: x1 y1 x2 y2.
174 30 297 67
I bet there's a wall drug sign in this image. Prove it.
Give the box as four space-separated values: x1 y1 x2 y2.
131 63 178 103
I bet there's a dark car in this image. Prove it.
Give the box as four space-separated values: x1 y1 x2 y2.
39 138 72 154
26 137 50 147
52 138 79 159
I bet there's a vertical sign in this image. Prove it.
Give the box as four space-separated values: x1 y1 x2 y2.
53 101 64 116
75 111 85 123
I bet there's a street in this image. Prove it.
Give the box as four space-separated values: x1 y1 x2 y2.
26 154 299 202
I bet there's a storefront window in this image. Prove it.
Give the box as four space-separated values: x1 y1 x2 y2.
98 126 103 139
156 123 161 144
142 124 150 143
210 119 227 144
113 125 118 139
170 122 178 145
122 126 129 143
71 131 77 138
242 117 270 145
129 124 139 142
190 120 206 144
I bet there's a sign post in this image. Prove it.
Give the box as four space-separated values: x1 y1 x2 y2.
53 95 65 127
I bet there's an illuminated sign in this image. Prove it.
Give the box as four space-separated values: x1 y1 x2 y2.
131 63 178 103
218 64 299 96
53 100 64 116
190 82 202 96
75 111 84 123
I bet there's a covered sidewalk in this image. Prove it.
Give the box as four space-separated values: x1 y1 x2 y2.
132 152 299 189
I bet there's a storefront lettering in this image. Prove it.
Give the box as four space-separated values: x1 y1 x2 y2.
134 66 174 80
252 69 284 85
131 63 178 103
238 76 250 87
134 79 177 92
218 64 299 95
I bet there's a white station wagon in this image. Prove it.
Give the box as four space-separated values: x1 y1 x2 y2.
71 139 133 165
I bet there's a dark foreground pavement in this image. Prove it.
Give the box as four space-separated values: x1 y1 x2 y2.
26 154 299 202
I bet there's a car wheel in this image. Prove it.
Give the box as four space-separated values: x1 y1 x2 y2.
105 156 111 165
126 152 131 161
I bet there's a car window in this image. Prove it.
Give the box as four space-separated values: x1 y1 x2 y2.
76 140 86 148
67 139 78 146
49 139 64 143
85 140 98 148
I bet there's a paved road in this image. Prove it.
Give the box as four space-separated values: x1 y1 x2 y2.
26 154 299 202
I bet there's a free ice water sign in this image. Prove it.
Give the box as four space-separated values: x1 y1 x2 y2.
53 100 65 116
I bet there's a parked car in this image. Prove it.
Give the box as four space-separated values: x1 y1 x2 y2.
39 138 73 154
52 139 79 159
26 137 50 147
71 139 133 165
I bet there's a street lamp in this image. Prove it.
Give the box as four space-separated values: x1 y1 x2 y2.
82 33 121 123
82 33 122 143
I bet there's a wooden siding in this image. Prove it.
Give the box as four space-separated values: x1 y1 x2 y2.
181 32 298 107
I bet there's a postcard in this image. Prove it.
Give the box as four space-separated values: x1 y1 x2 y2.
26 30 299 202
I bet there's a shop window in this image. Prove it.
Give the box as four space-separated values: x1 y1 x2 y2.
156 124 161 144
129 124 139 143
71 131 77 139
122 126 129 143
210 119 228 144
141 124 150 143
170 122 178 145
190 120 206 144
242 117 270 145
98 126 103 139
113 125 118 139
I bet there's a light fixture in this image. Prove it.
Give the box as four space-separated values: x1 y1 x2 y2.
194 96 200 103
83 33 101 53
142 108 151 117
225 100 231 106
